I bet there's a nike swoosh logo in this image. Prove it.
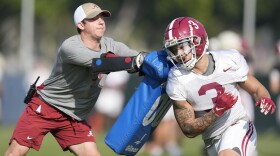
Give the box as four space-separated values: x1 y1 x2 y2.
27 136 32 140
223 67 232 72
215 107 225 111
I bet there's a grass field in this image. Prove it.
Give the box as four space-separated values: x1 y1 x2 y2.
1 125 280 156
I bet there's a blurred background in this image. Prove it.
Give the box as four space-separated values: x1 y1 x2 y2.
0 0 280 155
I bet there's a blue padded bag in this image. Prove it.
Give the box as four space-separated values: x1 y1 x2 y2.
140 50 172 81
105 49 172 155
105 76 172 155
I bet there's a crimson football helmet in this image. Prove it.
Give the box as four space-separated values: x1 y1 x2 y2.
164 17 208 70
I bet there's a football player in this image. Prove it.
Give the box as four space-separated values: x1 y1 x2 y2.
164 17 275 156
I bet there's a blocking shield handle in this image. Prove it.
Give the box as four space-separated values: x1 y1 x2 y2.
92 56 137 73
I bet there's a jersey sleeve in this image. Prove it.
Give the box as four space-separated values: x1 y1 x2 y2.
230 50 249 82
166 69 187 101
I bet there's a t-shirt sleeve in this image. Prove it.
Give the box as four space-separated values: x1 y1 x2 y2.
102 37 139 56
60 40 99 67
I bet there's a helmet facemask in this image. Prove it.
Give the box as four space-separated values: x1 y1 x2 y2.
166 35 202 70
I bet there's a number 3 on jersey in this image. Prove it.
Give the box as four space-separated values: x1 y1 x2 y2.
198 82 225 103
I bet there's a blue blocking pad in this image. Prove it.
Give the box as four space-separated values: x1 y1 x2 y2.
105 76 172 155
141 50 172 81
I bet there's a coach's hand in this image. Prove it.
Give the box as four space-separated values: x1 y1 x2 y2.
135 51 148 69
256 97 275 115
132 51 148 75
213 92 238 117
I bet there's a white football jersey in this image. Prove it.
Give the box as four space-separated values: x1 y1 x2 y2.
166 49 249 140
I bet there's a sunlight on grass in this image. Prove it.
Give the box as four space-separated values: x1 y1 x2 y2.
1 126 279 155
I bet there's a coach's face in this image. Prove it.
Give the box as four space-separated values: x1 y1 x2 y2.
81 14 106 40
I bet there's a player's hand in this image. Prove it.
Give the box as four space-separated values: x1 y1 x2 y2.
256 97 275 115
213 92 238 117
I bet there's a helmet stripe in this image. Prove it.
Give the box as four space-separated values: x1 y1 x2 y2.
168 18 177 39
189 23 194 36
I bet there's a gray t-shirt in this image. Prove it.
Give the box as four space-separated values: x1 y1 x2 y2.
37 35 138 121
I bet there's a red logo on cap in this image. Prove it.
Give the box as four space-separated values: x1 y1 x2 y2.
92 4 99 9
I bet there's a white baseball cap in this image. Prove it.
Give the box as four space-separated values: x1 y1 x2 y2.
74 3 111 26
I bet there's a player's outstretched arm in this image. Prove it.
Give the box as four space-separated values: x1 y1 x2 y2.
238 75 276 115
173 92 237 138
